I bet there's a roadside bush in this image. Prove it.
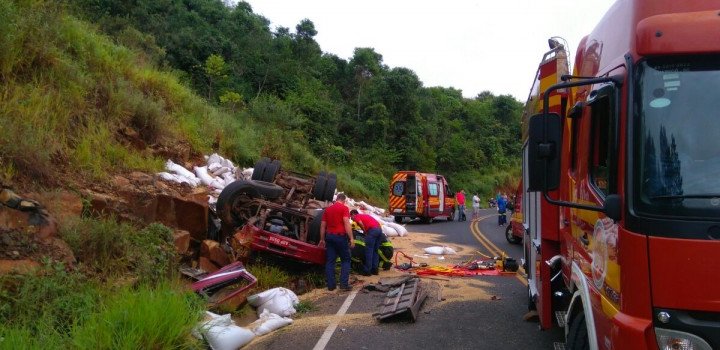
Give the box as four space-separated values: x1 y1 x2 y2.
0 261 100 336
60 218 177 284
71 284 205 349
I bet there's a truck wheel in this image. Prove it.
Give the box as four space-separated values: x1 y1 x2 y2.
323 173 337 201
394 216 403 224
251 157 271 181
566 311 590 350
217 180 261 230
527 284 537 311
249 180 284 200
263 159 281 183
308 209 324 244
505 225 521 244
312 175 327 200
448 207 455 221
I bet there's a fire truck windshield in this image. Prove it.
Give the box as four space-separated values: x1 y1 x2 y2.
635 55 720 219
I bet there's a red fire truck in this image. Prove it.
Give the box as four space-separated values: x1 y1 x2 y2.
522 1 720 349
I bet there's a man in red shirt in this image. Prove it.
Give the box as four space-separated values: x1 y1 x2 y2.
456 189 466 221
319 193 354 291
350 209 383 276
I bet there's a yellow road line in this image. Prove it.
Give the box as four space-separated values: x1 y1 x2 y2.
470 215 528 286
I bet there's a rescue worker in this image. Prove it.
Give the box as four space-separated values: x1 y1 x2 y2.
350 209 382 276
456 189 466 221
319 193 354 291
497 194 508 226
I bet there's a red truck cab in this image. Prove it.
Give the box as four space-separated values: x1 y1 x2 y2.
522 1 720 349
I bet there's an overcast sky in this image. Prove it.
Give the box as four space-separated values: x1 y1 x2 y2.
241 0 617 101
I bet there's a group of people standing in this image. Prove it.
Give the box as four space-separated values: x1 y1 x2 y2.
455 190 511 224
319 193 383 291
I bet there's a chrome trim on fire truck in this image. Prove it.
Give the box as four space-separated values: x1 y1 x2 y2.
567 262 599 350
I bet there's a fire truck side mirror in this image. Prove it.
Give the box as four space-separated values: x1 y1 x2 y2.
604 194 621 221
527 113 561 192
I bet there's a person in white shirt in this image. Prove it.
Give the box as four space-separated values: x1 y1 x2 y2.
471 193 481 220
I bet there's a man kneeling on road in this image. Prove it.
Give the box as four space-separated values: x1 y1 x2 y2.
319 193 355 291
350 209 382 276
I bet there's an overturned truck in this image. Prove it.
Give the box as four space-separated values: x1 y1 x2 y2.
215 158 336 265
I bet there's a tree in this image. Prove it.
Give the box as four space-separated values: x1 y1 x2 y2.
204 54 228 100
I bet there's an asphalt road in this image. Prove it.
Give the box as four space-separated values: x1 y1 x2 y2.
246 208 563 350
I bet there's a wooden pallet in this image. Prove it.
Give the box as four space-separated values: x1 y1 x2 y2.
373 277 428 322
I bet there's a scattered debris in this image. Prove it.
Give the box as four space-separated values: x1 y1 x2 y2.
373 277 428 322
191 261 257 311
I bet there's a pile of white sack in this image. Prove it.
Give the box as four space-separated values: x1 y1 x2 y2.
193 287 299 349
157 154 400 228
158 154 254 196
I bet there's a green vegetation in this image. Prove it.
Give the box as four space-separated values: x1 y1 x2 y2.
2 0 521 202
0 260 205 349
0 0 524 347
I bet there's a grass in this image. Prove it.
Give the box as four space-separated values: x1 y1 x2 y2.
0 218 206 349
71 285 205 350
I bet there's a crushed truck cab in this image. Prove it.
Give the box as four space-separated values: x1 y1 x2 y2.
216 158 336 265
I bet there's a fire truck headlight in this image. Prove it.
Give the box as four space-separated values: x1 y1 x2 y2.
655 328 712 350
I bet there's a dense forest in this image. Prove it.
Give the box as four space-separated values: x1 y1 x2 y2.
2 0 522 203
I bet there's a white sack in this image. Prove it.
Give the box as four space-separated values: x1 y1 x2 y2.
212 166 231 177
208 162 223 173
248 287 299 317
193 312 255 350
382 224 399 237
424 246 446 255
443 246 458 255
248 310 293 336
383 221 408 237
165 160 198 182
195 166 225 189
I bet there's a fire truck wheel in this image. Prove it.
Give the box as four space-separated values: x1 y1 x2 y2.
249 180 284 199
567 311 590 350
308 209 324 244
217 180 261 229
394 216 403 224
251 157 271 181
312 175 327 200
323 173 337 201
505 225 521 244
263 159 281 183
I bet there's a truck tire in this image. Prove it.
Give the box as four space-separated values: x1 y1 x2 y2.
566 311 590 350
505 225 521 244
394 216 403 224
249 180 284 200
217 180 260 230
251 157 271 181
263 159 281 183
312 175 327 200
308 209 324 244
323 173 337 201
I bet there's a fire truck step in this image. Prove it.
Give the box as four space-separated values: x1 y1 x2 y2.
553 342 566 350
555 311 567 327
